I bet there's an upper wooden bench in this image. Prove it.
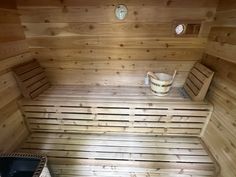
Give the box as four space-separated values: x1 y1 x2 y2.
18 85 212 137
13 60 213 137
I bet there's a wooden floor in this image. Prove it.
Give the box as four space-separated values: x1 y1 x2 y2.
18 133 218 177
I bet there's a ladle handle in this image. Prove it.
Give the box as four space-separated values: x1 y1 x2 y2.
172 70 177 81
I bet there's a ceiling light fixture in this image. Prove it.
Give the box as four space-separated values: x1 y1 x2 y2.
115 5 128 20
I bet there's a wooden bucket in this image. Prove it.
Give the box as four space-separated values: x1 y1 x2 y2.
147 71 177 96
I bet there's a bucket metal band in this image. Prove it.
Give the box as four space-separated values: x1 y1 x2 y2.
150 81 172 87
151 88 169 95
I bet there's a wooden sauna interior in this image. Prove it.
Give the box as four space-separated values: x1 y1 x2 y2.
0 0 236 176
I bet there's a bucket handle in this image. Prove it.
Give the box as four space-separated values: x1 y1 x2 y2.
147 71 158 80
147 71 177 81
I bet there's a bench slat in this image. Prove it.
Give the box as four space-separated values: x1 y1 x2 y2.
18 133 217 177
12 60 50 98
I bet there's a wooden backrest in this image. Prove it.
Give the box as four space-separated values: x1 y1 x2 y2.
12 60 50 99
184 63 214 101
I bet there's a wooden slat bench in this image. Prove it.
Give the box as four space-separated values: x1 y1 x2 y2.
17 85 218 177
19 132 217 177
19 85 213 136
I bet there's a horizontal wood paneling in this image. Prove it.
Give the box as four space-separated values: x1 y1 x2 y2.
0 110 28 152
0 0 16 9
208 27 236 44
27 37 207 49
44 69 188 87
32 48 203 61
17 0 219 8
214 7 236 27
0 52 31 74
0 24 25 42
23 23 174 38
18 0 218 86
205 41 236 63
206 25 236 63
0 2 30 153
39 60 195 71
18 7 216 23
0 99 19 123
0 73 21 108
202 1 236 176
22 22 213 38
0 40 29 60
216 0 236 11
0 8 21 23
38 56 195 86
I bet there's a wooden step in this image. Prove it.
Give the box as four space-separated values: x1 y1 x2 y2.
18 133 218 177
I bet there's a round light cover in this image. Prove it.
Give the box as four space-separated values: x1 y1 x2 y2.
115 5 128 20
175 24 186 35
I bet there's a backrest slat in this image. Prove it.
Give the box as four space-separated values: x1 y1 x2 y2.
191 68 207 83
185 78 199 96
12 60 50 99
13 60 39 75
194 63 213 77
184 63 214 101
188 73 203 89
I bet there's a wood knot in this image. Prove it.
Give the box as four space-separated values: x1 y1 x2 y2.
62 6 68 13
206 11 214 19
134 24 139 28
166 0 172 6
89 25 94 30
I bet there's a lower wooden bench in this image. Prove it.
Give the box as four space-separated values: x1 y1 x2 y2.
18 133 218 177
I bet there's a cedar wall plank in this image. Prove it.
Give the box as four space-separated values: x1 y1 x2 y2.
17 0 219 8
18 7 216 23
44 69 188 87
202 0 236 176
0 2 30 153
31 48 203 61
27 37 207 49
0 24 25 42
0 8 21 23
0 40 29 60
17 0 218 86
0 0 16 9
